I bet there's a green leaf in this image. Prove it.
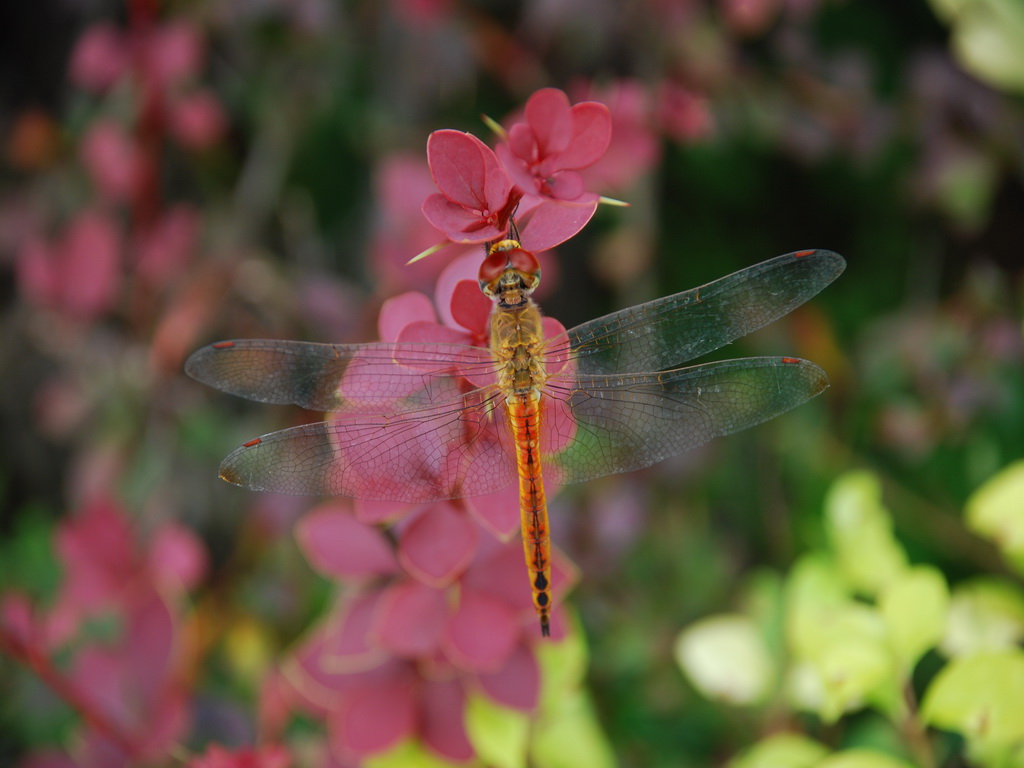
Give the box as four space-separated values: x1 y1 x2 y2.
536 611 589 710
817 748 916 768
728 732 830 768
364 739 466 768
967 460 1024 573
784 557 896 721
941 577 1024 656
464 691 530 768
824 472 908 596
531 688 616 768
952 0 1024 94
674 613 775 705
921 650 1024 748
879 566 949 670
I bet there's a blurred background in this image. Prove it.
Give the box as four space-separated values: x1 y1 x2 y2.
1 0 1023 766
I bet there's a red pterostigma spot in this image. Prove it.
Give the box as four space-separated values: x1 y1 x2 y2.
794 250 815 258
243 438 262 447
782 357 800 364
213 341 236 349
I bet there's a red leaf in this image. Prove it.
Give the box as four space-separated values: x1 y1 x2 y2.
296 504 398 580
477 644 540 711
442 589 519 671
398 503 478 587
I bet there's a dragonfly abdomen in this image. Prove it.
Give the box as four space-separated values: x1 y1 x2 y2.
507 390 553 636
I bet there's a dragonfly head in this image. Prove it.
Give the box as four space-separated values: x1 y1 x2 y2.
479 240 541 306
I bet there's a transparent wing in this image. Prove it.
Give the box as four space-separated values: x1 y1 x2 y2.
216 385 521 499
540 357 829 485
185 339 498 412
545 250 845 375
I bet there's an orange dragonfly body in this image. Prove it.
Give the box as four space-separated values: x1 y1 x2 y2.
186 244 845 635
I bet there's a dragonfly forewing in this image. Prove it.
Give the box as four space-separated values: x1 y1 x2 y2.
185 339 498 412
546 249 845 376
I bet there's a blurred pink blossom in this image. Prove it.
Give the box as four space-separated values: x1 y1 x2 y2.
81 121 138 202
135 204 200 285
576 79 662 192
719 0 781 37
369 154 474 293
16 210 122 320
655 81 714 143
188 744 292 768
169 90 228 149
148 21 205 86
68 23 128 91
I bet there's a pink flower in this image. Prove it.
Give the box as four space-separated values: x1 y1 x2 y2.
574 79 661 192
169 90 228 149
16 210 122 321
421 130 522 245
68 23 128 91
188 744 291 768
81 121 139 202
148 21 205 87
135 204 200 285
496 87 611 202
369 154 475 293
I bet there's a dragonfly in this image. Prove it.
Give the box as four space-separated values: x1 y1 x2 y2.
186 244 845 636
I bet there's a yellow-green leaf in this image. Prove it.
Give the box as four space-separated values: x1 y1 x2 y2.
464 691 529 768
880 566 949 669
824 472 908 596
967 460 1024 572
941 577 1024 656
675 613 775 705
728 732 830 768
921 650 1024 747
817 748 915 768
531 689 615 768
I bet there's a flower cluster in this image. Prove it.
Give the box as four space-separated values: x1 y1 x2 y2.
422 88 612 253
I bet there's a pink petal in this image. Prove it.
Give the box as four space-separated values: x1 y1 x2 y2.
544 170 585 201
169 90 226 149
422 194 506 244
463 541 535 615
426 131 492 210
555 101 612 170
330 681 416 758
0 592 35 646
148 21 204 87
524 88 573 157
442 589 519 671
477 644 540 711
420 679 474 761
378 291 436 342
68 23 127 91
296 503 399 580
354 499 416 525
81 121 137 202
398 503 477 587
59 210 122 319
435 250 487 330
395 321 469 346
135 204 199 285
506 123 536 164
148 521 208 591
373 580 447 657
496 138 540 195
517 198 598 252
449 280 491 336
